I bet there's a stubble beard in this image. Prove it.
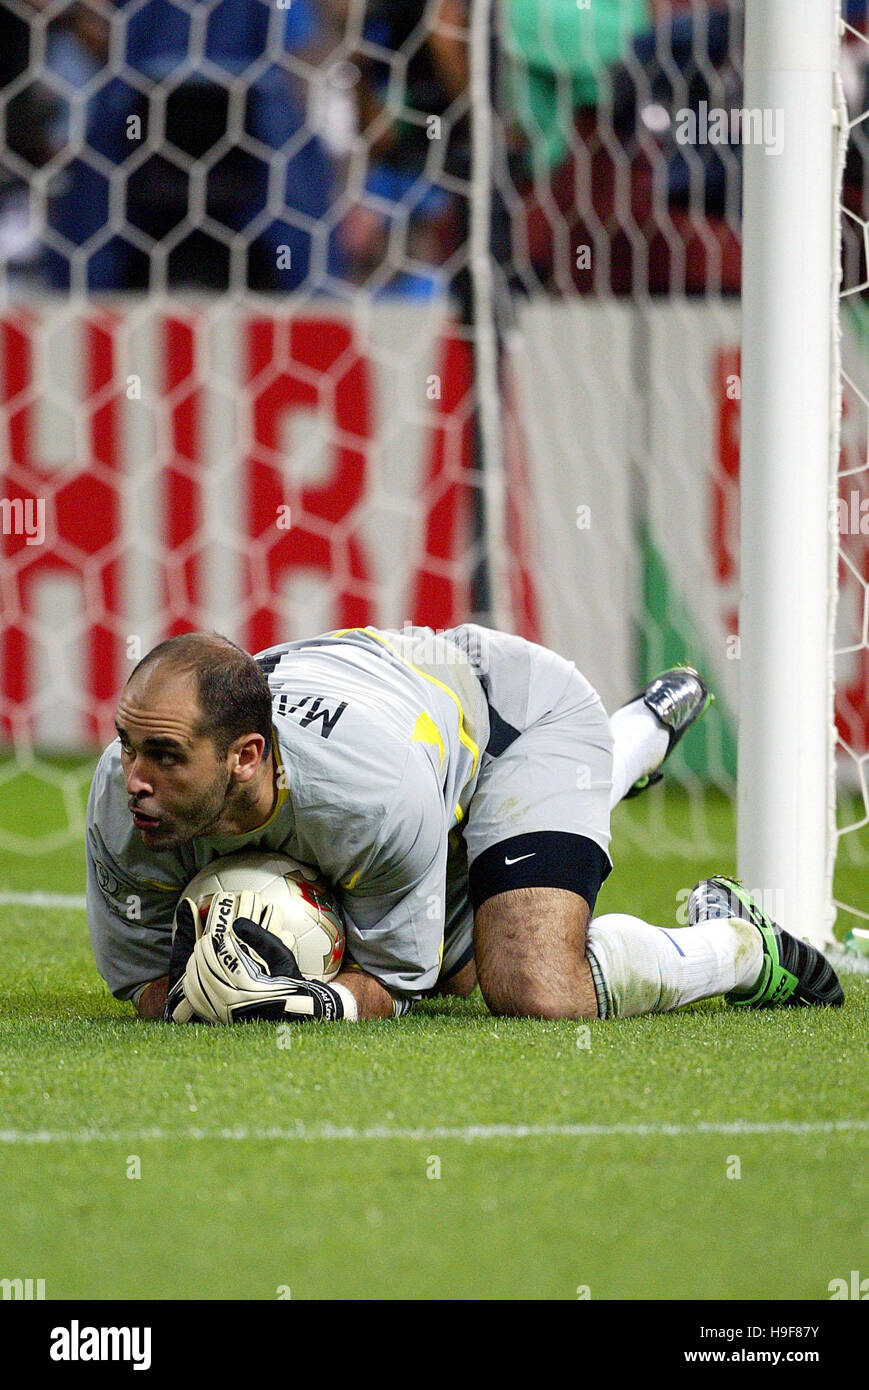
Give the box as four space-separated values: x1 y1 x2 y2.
140 766 236 850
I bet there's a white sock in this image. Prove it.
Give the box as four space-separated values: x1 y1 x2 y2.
609 698 670 808
587 913 764 1018
330 982 359 1020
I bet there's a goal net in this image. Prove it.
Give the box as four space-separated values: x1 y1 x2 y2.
0 0 865 952
837 6 869 943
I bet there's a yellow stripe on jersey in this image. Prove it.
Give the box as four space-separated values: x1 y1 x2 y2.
412 710 445 767
331 627 480 776
254 735 291 830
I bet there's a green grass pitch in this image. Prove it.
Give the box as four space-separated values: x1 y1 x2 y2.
1 764 867 1301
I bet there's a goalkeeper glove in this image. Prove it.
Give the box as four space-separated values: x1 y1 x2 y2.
165 891 353 1024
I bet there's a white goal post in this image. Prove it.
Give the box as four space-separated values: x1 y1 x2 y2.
738 0 845 949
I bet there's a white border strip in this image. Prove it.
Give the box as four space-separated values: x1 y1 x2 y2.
0 892 87 909
1 1119 867 1146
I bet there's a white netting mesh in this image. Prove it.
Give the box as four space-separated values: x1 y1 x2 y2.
836 12 869 938
0 0 863 919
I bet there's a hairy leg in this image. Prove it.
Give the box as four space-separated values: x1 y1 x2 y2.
474 886 598 1019
335 967 398 1019
434 958 477 997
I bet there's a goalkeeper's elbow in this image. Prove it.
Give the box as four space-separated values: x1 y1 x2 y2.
133 976 168 1020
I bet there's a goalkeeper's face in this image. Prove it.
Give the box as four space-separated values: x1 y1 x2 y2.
115 670 262 849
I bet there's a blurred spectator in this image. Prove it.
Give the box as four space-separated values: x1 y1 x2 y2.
0 2 28 87
325 0 470 297
504 0 742 295
504 0 652 293
841 0 869 295
41 0 339 291
1 2 54 167
6 0 849 302
0 1 60 285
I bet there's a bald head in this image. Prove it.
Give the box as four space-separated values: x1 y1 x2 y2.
116 633 277 847
126 632 273 759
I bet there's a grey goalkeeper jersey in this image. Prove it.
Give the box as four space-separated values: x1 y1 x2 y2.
86 626 491 1004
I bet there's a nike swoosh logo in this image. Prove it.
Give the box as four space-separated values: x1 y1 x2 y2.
505 852 536 865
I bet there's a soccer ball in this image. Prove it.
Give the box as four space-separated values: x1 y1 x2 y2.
178 850 345 982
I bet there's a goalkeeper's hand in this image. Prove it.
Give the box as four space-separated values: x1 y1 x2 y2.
164 890 352 1025
165 889 276 1023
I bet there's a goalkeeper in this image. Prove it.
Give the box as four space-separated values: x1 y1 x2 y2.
85 626 844 1024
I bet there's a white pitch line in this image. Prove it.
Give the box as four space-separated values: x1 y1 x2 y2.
0 1119 867 1146
0 892 86 909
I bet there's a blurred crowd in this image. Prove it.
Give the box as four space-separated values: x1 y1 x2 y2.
1 0 867 298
